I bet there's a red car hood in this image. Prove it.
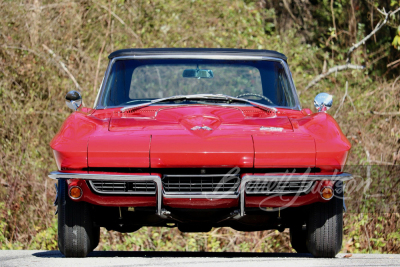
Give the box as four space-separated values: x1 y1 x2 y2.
87 106 315 168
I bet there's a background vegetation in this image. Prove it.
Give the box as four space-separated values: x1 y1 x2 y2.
1 0 400 253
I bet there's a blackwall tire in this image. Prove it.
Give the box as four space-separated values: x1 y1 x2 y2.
58 179 99 258
306 185 343 258
290 225 309 253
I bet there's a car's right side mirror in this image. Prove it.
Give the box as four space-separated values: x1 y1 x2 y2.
314 93 333 113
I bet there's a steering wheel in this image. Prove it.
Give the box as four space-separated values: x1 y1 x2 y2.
236 93 274 105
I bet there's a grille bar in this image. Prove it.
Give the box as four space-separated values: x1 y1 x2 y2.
245 181 314 195
162 174 240 195
89 180 156 195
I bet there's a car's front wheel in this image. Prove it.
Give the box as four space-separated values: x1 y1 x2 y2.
305 185 343 258
58 179 100 257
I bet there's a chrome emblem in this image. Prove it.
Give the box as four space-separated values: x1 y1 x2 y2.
260 126 283 132
191 126 213 131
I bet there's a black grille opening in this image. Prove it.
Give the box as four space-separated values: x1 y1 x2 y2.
89 181 156 195
245 181 314 195
162 175 240 194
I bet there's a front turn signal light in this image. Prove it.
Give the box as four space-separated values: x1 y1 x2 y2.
321 187 334 200
69 186 83 199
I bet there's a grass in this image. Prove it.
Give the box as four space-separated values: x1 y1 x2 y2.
0 0 399 253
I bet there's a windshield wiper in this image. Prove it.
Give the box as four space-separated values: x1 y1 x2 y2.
120 94 277 113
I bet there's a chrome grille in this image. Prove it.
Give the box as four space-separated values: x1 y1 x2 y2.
162 175 240 195
89 180 156 195
245 180 314 195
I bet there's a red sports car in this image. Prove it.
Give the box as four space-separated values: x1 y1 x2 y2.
49 48 352 258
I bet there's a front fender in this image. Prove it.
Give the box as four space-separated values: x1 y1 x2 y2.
291 112 351 171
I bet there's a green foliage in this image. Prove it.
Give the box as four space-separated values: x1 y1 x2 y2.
0 201 58 250
0 0 400 254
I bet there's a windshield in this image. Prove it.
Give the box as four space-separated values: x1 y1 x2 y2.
99 59 297 108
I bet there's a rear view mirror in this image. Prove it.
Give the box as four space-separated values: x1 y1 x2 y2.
183 69 214 79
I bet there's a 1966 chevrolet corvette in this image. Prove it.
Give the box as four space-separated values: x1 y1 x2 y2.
48 48 352 258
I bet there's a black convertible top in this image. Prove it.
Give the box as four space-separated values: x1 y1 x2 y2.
108 48 287 61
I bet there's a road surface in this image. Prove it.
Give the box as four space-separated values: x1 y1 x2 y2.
0 250 399 267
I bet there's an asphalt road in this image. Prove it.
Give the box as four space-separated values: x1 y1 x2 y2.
0 250 399 267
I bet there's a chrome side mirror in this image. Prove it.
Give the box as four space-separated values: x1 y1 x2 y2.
65 90 82 111
314 93 333 113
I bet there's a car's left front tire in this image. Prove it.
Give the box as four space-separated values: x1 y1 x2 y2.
305 183 343 258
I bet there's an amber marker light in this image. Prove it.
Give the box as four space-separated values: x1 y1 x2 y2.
320 187 334 200
69 186 83 199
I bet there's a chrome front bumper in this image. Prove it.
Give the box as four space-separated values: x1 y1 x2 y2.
48 171 353 217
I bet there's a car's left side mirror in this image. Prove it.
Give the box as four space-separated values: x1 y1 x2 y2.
65 90 82 111
314 93 333 113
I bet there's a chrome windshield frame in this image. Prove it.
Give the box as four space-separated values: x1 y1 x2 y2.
94 55 302 110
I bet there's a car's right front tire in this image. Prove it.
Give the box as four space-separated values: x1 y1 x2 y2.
58 179 100 258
